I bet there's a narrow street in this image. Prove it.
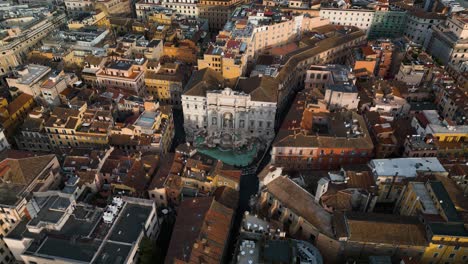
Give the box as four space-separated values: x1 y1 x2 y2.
225 149 272 263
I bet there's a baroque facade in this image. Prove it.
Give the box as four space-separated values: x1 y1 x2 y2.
183 69 276 148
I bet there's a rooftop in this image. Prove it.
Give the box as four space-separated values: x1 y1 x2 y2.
7 195 154 263
264 176 333 237
274 93 373 149
369 158 446 178
0 152 56 207
338 212 428 246
15 64 51 85
409 182 438 215
134 110 160 129
108 60 133 71
429 181 460 222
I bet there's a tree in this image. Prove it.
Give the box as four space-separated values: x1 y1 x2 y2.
138 237 156 264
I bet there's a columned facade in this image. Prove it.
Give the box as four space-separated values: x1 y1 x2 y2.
183 88 276 147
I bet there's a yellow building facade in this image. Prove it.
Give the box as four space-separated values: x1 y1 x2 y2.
422 228 468 264
45 105 112 148
145 64 185 107
0 93 35 143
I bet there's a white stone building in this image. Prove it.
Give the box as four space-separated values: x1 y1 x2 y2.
135 0 161 21
162 0 199 18
403 11 446 48
304 65 358 111
319 8 375 32
64 0 94 17
182 68 277 147
427 12 468 69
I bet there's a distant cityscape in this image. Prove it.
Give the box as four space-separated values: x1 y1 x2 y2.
0 0 466 264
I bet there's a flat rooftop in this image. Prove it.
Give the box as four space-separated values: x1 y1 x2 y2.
28 195 71 227
369 157 446 177
0 183 26 206
328 83 357 93
96 242 132 264
7 196 154 263
134 111 159 129
410 182 438 215
108 203 152 243
17 64 50 85
108 60 133 71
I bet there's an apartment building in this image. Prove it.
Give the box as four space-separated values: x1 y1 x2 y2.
5 194 158 264
109 34 163 61
219 6 328 60
427 12 468 70
6 64 51 98
166 195 236 264
96 59 147 96
359 80 411 118
314 168 378 213
162 0 199 18
67 9 108 30
364 111 398 158
6 65 75 107
347 40 394 79
396 181 440 216
0 152 61 264
95 0 132 17
135 0 160 21
97 152 159 196
0 8 65 76
404 9 446 48
368 6 407 39
82 55 107 85
418 181 468 264
15 109 52 152
273 25 366 114
198 40 246 83
396 60 430 86
45 105 113 148
110 106 175 154
435 85 467 125
271 92 374 170
64 0 94 17
256 175 335 249
319 8 375 32
369 157 447 203
163 40 199 64
198 0 245 30
422 221 468 264
0 94 35 144
148 149 241 205
304 65 359 111
412 110 468 157
403 135 438 158
145 63 186 107
334 212 428 260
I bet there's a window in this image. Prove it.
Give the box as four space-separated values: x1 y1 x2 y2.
433 253 439 258
449 254 455 259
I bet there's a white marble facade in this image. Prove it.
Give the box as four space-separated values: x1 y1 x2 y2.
183 88 276 147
